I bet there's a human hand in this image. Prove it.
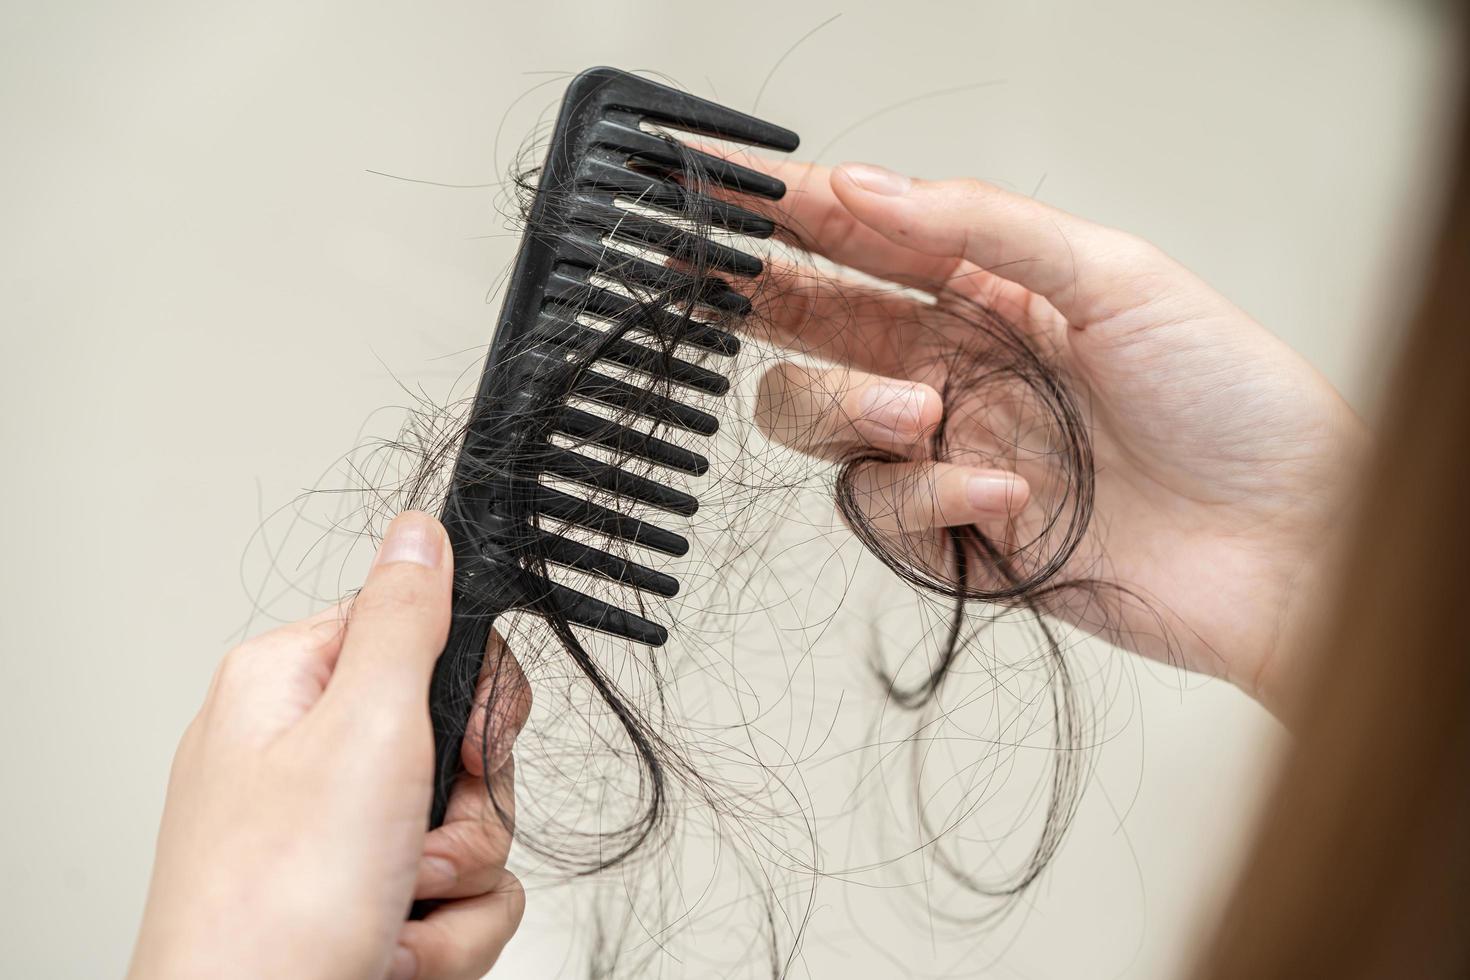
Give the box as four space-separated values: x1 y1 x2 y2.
128 511 530 980
744 159 1366 713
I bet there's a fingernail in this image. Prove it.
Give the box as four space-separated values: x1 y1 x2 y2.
416 855 457 894
377 512 443 569
388 945 417 980
839 162 912 196
966 472 1027 514
858 383 929 438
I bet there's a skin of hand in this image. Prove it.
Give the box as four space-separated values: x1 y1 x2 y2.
739 159 1367 715
128 511 531 980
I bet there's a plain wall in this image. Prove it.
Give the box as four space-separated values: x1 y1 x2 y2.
0 1 1459 977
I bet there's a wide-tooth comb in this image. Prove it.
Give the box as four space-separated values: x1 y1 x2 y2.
422 68 799 836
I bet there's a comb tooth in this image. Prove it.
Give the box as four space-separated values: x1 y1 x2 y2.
473 513 680 598
567 367 719 436
474 549 669 645
543 578 669 646
558 231 754 315
519 350 719 435
661 146 787 202
579 156 777 238
536 316 730 395
571 67 799 153
639 102 800 153
555 406 710 475
499 390 711 476
532 483 689 556
698 281 755 314
591 119 789 200
543 268 741 357
571 200 763 278
667 147 788 201
541 446 699 516
535 530 680 598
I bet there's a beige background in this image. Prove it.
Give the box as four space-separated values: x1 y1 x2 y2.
0 1 1460 977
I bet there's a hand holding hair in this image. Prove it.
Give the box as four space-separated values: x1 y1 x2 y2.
127 512 530 980
746 158 1367 714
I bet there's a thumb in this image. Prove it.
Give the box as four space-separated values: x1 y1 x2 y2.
323 511 454 716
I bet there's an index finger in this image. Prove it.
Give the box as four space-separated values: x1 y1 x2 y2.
717 151 1166 327
712 152 984 296
829 163 1174 325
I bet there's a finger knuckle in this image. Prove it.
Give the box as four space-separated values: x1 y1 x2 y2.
504 677 533 731
452 818 513 871
357 706 427 750
1106 230 1166 269
498 873 527 927
954 176 995 200
489 655 532 718
214 643 269 691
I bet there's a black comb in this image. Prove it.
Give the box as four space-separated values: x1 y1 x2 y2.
422 68 799 838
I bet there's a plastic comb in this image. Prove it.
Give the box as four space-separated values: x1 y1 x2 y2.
424 67 800 834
